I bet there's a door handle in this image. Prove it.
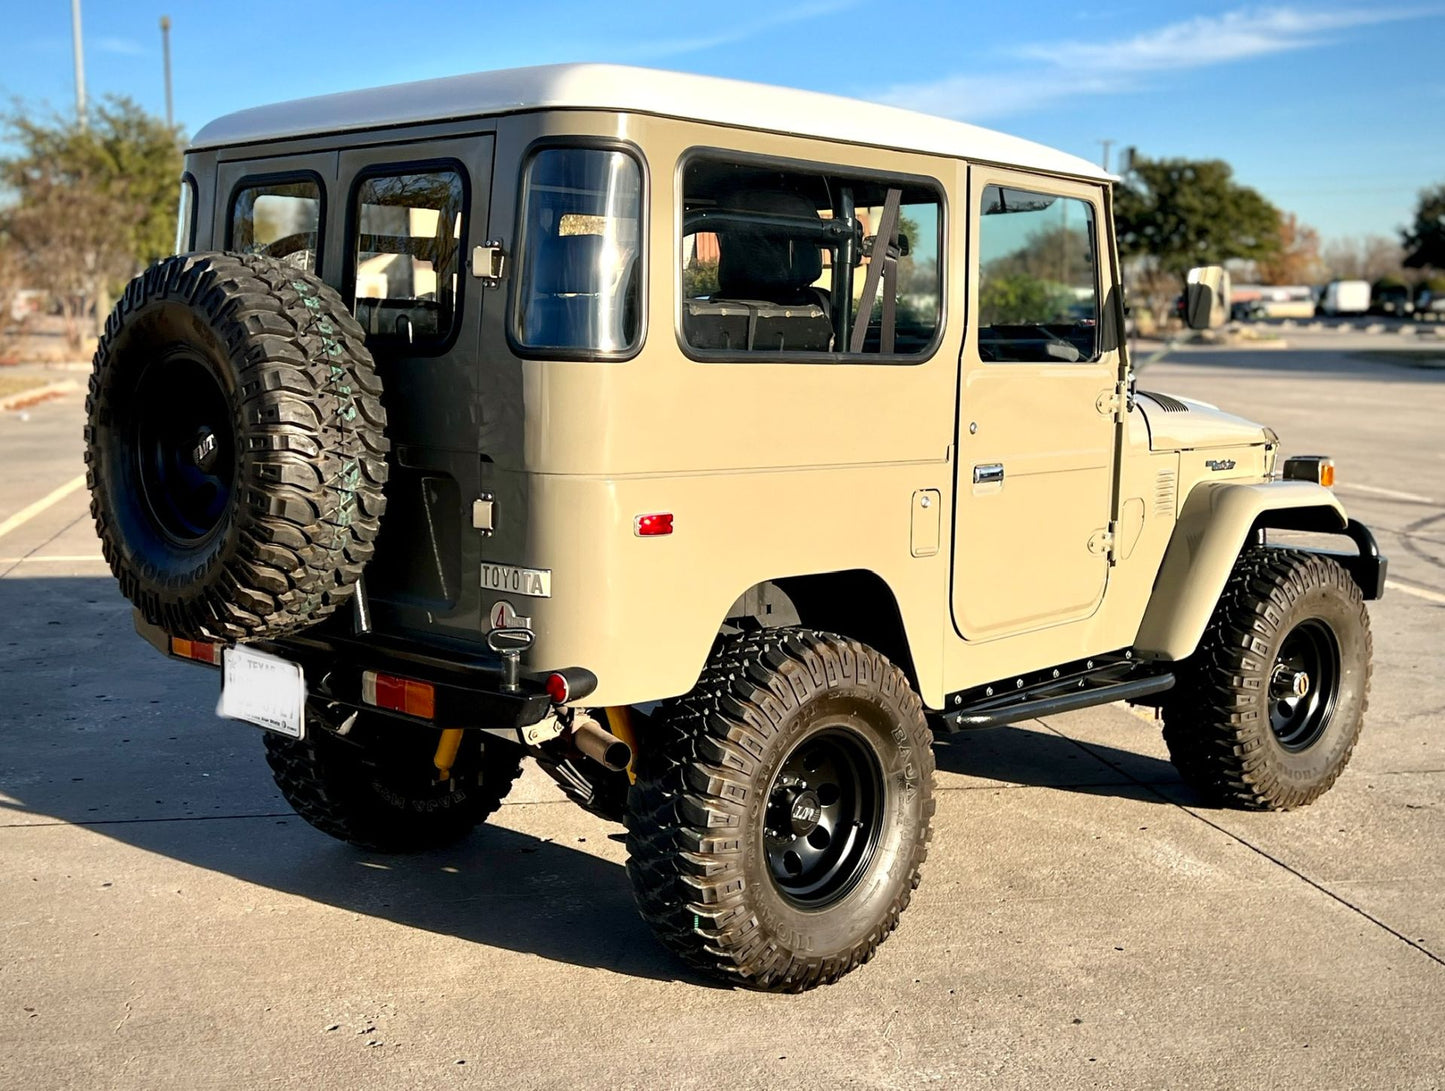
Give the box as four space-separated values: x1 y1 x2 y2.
973 463 1004 485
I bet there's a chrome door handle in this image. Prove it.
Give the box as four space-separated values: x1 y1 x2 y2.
973 463 1004 485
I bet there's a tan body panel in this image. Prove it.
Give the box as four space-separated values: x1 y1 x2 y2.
1133 480 1347 660
183 103 1347 711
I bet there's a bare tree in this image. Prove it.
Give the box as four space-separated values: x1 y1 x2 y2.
1257 213 1325 286
0 237 26 362
1321 235 1406 282
2 174 139 350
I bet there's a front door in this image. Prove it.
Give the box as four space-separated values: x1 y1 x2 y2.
336 135 495 642
951 168 1118 641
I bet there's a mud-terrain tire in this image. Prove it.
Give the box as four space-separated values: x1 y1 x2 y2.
1163 549 1372 810
626 629 935 991
85 252 387 642
264 709 523 852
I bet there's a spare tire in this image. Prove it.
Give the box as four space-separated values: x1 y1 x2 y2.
85 252 388 642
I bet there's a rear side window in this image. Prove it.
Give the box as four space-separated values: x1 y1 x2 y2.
513 146 644 356
681 156 942 360
352 167 466 348
229 177 321 271
977 184 1099 363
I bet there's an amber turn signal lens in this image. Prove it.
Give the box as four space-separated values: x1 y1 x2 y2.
1282 455 1335 488
171 638 223 665
361 670 436 719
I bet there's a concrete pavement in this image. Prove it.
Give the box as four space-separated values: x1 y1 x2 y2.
1 343 1442 1090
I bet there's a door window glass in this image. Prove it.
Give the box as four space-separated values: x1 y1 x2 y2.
229 177 321 270
352 168 465 346
513 147 643 354
977 185 1098 362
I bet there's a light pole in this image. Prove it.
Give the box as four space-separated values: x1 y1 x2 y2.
1097 138 1115 174
71 0 86 129
160 15 174 128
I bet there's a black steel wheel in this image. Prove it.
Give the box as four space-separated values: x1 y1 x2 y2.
131 348 236 545
763 728 884 907
1163 549 1372 810
626 629 935 991
1268 618 1340 752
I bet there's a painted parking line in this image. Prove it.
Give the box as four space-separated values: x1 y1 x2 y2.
0 474 88 542
1385 580 1445 605
0 554 105 564
1334 482 1437 504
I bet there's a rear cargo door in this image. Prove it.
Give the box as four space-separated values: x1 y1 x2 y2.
337 135 494 642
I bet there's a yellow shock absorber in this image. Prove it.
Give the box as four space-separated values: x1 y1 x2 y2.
433 728 465 781
602 706 639 784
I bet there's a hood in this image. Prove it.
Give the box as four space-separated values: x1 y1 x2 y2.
1135 390 1271 452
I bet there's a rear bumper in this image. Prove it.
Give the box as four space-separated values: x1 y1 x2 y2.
134 612 594 731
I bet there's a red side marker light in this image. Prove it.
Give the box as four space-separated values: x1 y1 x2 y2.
634 513 674 537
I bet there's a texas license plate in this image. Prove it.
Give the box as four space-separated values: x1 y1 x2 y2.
218 646 306 738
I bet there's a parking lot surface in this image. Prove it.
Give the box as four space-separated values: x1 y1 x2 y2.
2 333 1442 1090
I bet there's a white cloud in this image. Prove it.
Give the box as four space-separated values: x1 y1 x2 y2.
876 5 1439 121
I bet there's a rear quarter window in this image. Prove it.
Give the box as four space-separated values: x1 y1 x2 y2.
229 176 323 272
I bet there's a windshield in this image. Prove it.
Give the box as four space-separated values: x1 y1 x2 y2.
513 147 643 355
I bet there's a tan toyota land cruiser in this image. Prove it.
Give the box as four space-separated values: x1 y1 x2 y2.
85 64 1384 991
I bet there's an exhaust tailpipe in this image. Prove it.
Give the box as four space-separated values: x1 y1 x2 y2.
570 715 632 772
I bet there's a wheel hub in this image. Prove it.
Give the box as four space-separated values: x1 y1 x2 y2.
1272 666 1311 700
762 729 885 907
1269 618 1340 752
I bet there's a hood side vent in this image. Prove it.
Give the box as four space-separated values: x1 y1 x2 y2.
1139 391 1189 413
1154 469 1178 517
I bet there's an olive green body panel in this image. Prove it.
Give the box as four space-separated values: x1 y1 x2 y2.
1133 480 1348 660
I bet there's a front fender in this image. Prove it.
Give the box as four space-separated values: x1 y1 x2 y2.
1133 481 1347 660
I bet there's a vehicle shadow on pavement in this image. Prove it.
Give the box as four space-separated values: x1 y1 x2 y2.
0 577 714 987
931 721 1189 800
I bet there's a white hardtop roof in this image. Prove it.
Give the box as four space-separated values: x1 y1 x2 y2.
190 63 1111 182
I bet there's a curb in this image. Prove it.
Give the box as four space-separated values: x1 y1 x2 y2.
0 379 81 413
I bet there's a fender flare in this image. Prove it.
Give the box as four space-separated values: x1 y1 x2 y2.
1133 481 1348 660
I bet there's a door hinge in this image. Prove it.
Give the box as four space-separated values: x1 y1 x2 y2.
472 494 495 536
1095 382 1132 420
1088 523 1117 559
471 241 508 287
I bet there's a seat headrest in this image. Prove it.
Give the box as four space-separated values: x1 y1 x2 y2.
716 191 824 300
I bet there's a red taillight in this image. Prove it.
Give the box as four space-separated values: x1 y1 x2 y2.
634 512 674 537
545 672 570 704
361 671 436 719
171 638 223 665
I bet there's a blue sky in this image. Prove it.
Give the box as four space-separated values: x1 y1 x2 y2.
4 1 1442 242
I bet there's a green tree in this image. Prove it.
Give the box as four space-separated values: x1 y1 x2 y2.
1402 183 1445 270
979 272 1076 327
0 97 183 346
1116 157 1281 279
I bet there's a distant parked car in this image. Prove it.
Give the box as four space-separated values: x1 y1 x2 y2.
1415 285 1445 319
1370 282 1413 317
1317 280 1370 317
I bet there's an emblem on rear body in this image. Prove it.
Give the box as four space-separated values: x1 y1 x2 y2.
481 562 552 598
488 599 532 630
1205 459 1236 471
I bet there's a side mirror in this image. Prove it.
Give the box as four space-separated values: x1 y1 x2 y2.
1185 265 1231 330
